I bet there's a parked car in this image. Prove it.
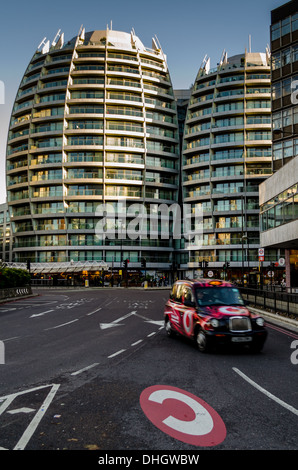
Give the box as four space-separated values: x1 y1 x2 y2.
164 279 267 352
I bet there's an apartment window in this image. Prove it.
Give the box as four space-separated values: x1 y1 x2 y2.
281 17 291 36
272 22 281 41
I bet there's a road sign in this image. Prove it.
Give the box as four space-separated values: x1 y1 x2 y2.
258 248 264 261
279 258 285 266
140 385 226 447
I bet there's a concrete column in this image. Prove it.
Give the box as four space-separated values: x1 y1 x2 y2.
285 249 291 288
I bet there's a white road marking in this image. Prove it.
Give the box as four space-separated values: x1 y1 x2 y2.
100 311 136 330
86 307 102 316
2 336 20 342
108 349 126 359
8 407 35 414
233 368 298 416
131 339 143 346
71 363 100 376
0 383 60 450
147 332 156 337
145 320 165 326
45 319 79 330
13 384 60 450
30 309 54 318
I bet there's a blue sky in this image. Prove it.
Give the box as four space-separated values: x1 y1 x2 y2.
0 0 283 204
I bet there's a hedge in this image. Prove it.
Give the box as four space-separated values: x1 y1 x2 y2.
0 267 31 289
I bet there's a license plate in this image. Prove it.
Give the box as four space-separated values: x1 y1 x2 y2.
231 336 252 343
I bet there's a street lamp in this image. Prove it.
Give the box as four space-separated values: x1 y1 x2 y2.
272 128 298 138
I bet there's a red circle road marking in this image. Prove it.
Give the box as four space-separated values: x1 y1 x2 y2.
140 385 226 447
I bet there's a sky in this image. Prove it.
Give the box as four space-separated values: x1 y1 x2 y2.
0 0 284 204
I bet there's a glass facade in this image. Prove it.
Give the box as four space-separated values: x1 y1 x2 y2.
271 5 298 170
182 51 274 277
6 28 180 271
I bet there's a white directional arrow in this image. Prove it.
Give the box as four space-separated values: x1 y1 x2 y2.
100 311 136 330
144 320 164 327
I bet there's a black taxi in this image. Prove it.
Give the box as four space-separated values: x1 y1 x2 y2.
164 279 267 352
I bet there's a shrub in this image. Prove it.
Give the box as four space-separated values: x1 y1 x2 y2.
0 267 31 289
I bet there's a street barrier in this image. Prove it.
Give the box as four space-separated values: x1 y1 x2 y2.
0 286 32 301
240 287 298 319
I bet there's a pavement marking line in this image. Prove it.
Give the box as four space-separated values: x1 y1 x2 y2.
13 383 60 450
86 307 102 316
233 367 298 417
147 332 156 337
8 407 35 414
131 339 143 346
71 363 100 376
266 323 298 339
44 319 79 330
108 349 126 359
2 336 20 342
30 309 54 318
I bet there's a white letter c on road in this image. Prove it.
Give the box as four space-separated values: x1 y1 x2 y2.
148 389 213 435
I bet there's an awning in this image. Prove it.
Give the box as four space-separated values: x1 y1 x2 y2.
4 261 109 274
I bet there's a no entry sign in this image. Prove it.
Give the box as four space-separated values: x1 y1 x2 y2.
140 385 226 447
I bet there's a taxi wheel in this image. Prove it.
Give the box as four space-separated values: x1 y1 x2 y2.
165 318 174 337
196 329 209 352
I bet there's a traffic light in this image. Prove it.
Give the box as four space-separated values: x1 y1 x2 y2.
204 261 209 268
141 257 146 268
123 259 129 269
27 259 31 271
226 262 230 268
199 261 202 268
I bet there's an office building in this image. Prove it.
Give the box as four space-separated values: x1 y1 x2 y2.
260 0 298 289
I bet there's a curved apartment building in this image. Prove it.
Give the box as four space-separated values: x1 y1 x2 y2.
182 51 275 282
6 27 180 278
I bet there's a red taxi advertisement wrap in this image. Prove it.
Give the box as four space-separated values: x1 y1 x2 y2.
164 279 267 352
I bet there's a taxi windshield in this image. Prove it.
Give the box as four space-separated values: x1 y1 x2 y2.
195 286 245 307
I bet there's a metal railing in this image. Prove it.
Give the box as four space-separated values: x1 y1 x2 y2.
240 287 298 319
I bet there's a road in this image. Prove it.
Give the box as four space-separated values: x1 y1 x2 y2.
0 287 297 453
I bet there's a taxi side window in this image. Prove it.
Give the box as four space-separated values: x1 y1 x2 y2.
170 284 177 300
183 287 192 303
182 286 194 306
175 284 184 303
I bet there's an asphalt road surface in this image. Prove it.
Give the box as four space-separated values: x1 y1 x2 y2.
0 287 297 454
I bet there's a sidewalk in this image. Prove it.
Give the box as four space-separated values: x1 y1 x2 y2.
249 305 298 334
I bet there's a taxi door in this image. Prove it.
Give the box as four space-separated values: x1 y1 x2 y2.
180 285 197 338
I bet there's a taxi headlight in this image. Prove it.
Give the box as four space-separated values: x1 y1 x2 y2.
210 319 219 328
256 317 264 327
